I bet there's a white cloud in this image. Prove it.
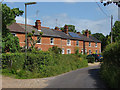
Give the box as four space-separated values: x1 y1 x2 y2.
15 14 111 36
41 13 110 35
15 16 34 25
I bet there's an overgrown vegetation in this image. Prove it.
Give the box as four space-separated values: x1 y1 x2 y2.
100 41 120 88
2 51 88 79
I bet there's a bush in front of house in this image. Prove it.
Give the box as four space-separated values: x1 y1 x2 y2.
100 41 120 88
87 57 95 63
2 51 88 79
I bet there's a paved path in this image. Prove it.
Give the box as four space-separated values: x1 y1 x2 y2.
1 63 106 88
46 65 106 88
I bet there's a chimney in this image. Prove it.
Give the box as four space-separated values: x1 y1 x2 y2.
85 29 89 38
55 26 59 31
64 25 68 34
77 32 81 34
35 20 41 31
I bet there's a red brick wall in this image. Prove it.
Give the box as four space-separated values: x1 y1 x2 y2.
16 33 101 54
85 42 101 54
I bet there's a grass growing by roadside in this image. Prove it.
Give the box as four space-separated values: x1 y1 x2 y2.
2 51 88 79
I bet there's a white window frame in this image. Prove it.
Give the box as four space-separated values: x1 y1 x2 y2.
89 49 91 54
67 49 71 54
76 40 79 46
67 39 71 46
37 36 41 44
62 48 64 54
50 37 54 45
81 48 83 55
11 33 16 36
95 42 97 47
89 42 91 47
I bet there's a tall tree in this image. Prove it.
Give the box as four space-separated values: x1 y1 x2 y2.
2 4 24 52
92 33 107 51
100 0 120 7
81 30 91 34
112 21 120 42
60 25 77 33
2 4 24 37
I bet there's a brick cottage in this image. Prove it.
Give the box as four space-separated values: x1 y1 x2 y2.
7 20 101 54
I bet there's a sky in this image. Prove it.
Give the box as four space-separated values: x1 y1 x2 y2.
3 0 118 36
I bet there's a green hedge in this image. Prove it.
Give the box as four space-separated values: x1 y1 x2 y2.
87 57 95 63
2 51 88 79
100 41 120 88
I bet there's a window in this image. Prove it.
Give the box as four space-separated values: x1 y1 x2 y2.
89 50 91 54
99 49 101 53
95 42 97 47
62 48 64 54
89 42 91 47
81 48 83 54
96 50 97 54
38 48 42 51
85 49 87 54
50 38 54 45
76 40 79 46
67 39 71 46
67 49 71 54
37 36 41 44
11 33 16 36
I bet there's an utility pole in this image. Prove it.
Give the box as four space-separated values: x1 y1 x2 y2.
111 15 113 43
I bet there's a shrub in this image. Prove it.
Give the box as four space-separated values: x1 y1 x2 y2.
87 57 95 63
2 51 88 79
48 46 62 54
100 41 120 88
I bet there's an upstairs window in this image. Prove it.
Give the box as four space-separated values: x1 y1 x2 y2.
89 42 91 47
11 33 16 36
76 40 79 46
95 42 97 47
67 39 71 46
37 36 41 44
50 38 54 45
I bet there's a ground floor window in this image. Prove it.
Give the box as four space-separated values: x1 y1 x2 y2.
96 50 97 54
67 49 71 54
89 50 91 54
62 48 64 54
81 48 83 54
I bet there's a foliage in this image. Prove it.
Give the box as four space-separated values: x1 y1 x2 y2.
87 57 95 63
2 4 23 37
2 33 21 53
81 30 91 34
60 25 77 33
27 30 43 49
100 41 120 88
74 47 79 55
100 0 120 7
2 4 24 53
2 51 88 79
48 46 62 54
112 21 120 42
92 33 107 51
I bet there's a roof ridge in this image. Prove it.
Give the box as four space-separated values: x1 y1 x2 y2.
16 23 50 29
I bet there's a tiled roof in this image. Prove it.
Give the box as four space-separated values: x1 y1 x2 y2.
7 23 101 42
89 36 101 43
